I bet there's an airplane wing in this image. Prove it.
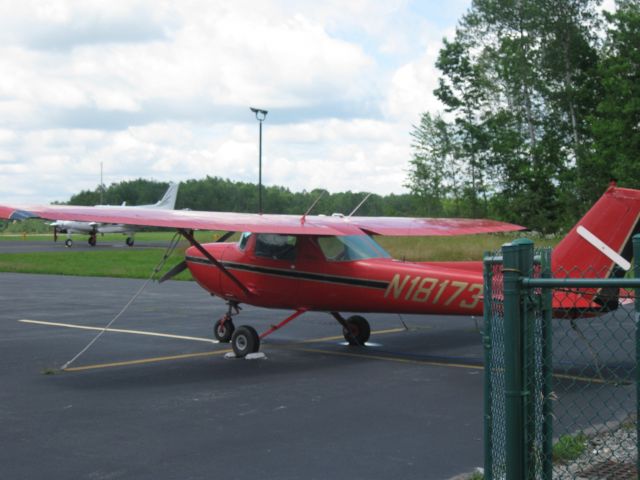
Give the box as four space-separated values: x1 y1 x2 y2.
0 204 525 237
347 216 524 236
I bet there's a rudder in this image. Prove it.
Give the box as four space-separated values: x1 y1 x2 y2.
552 184 640 278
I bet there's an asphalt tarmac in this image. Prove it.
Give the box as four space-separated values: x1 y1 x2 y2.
1 272 488 480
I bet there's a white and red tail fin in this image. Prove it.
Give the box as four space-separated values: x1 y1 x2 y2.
553 184 640 278
551 184 640 314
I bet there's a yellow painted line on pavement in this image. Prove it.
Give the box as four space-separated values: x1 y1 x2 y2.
552 372 609 385
19 319 218 344
286 345 484 370
63 349 232 372
298 327 407 344
285 346 611 384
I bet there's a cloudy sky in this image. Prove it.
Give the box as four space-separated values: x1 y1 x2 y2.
0 0 471 204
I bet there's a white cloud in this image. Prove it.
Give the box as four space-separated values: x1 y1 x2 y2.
0 0 472 204
600 0 616 13
384 22 460 125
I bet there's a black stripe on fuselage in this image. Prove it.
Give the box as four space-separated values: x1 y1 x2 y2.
185 256 389 290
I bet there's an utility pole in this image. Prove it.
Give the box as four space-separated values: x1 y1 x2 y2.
250 107 268 214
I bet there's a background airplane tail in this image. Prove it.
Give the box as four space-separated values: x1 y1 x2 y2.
552 185 640 311
150 182 179 209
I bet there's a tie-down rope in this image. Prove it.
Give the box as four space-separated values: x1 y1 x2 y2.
60 233 183 371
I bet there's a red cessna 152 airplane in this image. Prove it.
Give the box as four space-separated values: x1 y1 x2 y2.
1 183 639 357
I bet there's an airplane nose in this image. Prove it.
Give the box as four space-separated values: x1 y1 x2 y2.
182 243 227 295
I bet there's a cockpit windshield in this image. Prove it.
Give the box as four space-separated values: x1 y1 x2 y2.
317 235 391 262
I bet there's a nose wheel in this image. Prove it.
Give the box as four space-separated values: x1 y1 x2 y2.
214 315 235 342
214 302 241 343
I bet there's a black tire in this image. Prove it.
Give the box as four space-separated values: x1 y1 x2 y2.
65 239 73 248
214 317 235 342
231 326 260 357
88 236 96 247
126 237 134 247
343 315 371 346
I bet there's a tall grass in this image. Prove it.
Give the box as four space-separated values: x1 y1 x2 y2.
376 233 560 262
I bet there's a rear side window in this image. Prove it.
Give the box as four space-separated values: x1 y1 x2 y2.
317 235 391 261
254 234 297 261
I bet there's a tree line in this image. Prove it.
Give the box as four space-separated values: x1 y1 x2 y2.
407 0 639 232
64 176 422 217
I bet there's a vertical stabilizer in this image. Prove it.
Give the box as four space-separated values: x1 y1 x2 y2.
149 182 179 210
553 185 640 278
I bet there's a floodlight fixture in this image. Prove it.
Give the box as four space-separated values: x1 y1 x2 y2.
250 107 268 122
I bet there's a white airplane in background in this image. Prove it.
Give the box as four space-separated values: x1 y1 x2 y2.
51 182 180 248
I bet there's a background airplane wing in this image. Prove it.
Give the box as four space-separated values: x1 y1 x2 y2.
0 204 525 236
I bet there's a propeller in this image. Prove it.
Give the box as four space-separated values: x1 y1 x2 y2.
158 260 188 283
158 231 233 283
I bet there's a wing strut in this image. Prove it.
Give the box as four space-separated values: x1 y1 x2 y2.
178 229 251 296
348 193 372 217
216 231 235 242
300 191 326 225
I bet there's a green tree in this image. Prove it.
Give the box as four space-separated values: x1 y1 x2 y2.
590 0 640 194
407 113 459 216
435 29 493 217
409 0 605 231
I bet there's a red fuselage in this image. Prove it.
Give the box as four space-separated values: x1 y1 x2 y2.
185 235 484 316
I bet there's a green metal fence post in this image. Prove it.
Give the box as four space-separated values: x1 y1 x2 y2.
541 248 553 480
502 238 534 480
483 254 494 480
634 234 640 478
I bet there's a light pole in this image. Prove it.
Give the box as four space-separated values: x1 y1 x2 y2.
99 161 104 205
250 107 268 214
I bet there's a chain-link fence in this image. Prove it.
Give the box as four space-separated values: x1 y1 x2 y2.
484 236 640 480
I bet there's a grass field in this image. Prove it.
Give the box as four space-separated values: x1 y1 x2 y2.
0 231 561 280
376 233 559 262
0 249 191 280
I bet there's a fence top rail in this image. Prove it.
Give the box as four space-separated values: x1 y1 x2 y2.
522 278 640 288
483 255 543 266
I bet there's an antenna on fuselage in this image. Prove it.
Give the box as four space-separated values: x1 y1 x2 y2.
300 191 326 225
348 193 372 217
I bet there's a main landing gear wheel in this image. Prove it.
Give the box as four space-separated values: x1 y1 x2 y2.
64 239 73 248
343 315 371 346
88 235 97 247
231 326 260 358
126 237 134 247
214 317 235 343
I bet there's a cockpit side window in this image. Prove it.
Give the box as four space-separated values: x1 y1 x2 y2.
238 232 252 251
254 234 297 261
